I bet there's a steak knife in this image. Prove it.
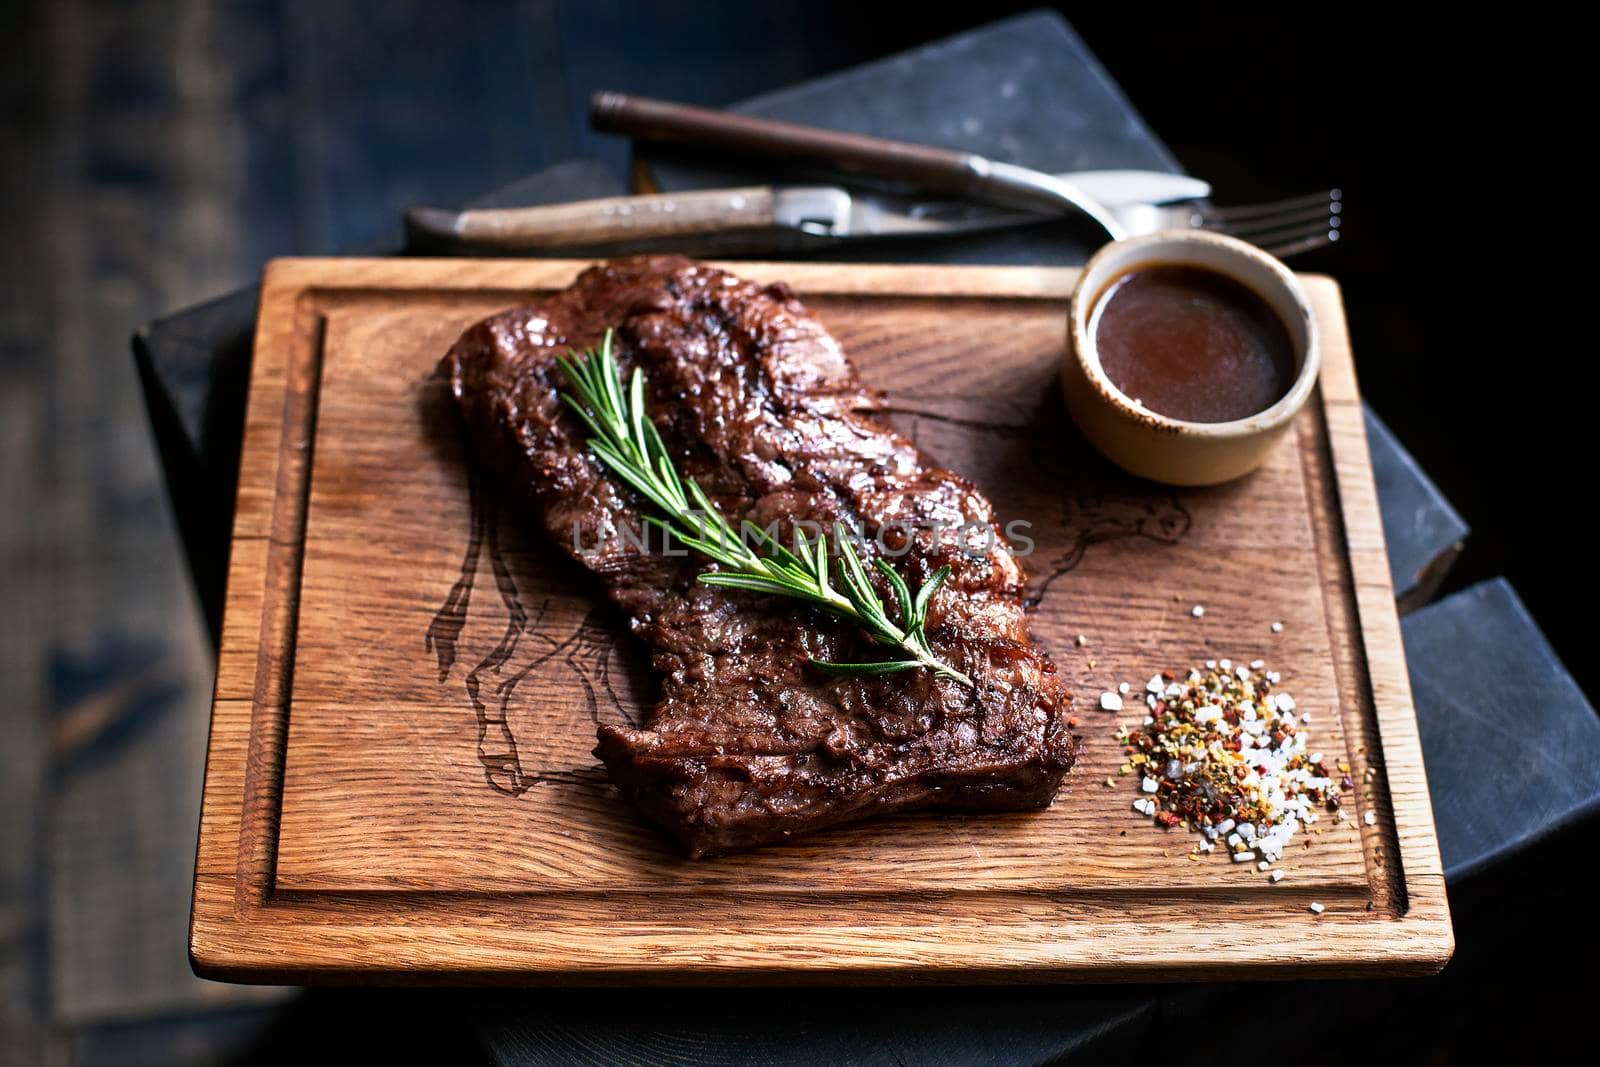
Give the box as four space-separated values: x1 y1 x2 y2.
404 171 1209 257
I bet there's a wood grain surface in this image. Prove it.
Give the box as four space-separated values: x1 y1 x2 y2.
190 258 1452 983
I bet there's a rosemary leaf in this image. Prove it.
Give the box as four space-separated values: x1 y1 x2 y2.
557 329 973 688
912 564 951 631
875 558 916 632
811 659 925 676
697 573 815 598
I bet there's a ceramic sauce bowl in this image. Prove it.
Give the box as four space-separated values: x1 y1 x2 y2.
1061 229 1320 486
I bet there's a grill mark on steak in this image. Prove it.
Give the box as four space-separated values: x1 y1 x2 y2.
442 255 1078 857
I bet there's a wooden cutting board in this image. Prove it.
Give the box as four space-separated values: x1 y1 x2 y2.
191 258 1452 983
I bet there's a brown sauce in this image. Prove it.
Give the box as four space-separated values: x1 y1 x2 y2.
1091 265 1296 423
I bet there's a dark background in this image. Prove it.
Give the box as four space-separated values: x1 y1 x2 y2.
1 2 1589 1064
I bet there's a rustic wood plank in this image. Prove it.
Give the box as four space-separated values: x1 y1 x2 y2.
0 386 49 1067
1 10 53 1051
2 0 290 1032
191 258 1452 982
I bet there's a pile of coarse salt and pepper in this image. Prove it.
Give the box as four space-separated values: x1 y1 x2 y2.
1108 654 1345 883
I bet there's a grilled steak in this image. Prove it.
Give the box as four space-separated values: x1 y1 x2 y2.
443 256 1078 856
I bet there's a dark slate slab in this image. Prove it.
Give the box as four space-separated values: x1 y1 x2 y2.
1403 578 1600 879
133 286 259 638
1367 408 1468 614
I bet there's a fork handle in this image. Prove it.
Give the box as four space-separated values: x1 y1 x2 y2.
591 91 987 196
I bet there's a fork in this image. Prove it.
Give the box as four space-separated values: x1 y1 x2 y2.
1112 189 1343 260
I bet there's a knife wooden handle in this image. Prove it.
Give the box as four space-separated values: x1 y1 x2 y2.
405 187 778 251
591 91 983 195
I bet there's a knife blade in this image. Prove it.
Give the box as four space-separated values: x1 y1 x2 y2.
404 170 1208 257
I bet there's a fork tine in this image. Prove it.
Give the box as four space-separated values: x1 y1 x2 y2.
1228 214 1339 247
1216 203 1340 240
1209 189 1341 222
1257 227 1340 260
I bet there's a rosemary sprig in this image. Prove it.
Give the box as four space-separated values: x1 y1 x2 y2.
556 329 972 687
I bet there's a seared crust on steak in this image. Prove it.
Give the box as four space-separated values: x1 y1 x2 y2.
443 256 1077 856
